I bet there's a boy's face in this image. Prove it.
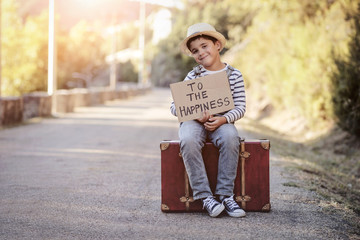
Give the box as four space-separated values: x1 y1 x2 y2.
188 37 222 71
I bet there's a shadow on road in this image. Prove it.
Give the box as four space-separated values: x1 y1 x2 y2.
0 88 358 239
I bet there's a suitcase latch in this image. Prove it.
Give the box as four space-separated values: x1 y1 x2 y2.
240 151 250 158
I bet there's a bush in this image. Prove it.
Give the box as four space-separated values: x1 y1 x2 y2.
332 3 360 137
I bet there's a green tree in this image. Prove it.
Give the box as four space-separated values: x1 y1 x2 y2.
231 0 354 127
1 0 115 94
57 20 109 89
151 0 357 133
332 3 360 137
2 0 48 96
150 0 257 86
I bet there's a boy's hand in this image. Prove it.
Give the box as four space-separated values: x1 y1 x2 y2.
197 111 210 123
204 116 227 131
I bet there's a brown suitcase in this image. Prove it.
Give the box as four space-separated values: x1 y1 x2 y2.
160 139 271 212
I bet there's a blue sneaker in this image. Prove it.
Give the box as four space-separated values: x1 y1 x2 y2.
202 196 225 217
222 195 246 218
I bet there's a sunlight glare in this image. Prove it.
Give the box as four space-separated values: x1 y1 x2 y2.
73 0 100 8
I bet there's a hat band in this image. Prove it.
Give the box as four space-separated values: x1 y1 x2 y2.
189 31 200 37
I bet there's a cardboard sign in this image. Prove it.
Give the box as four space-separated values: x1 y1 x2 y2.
170 71 234 122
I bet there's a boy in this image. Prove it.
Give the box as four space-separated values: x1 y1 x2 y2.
170 23 246 218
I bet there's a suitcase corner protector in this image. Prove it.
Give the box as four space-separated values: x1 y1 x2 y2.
161 204 170 211
260 140 270 150
160 142 170 151
262 203 271 212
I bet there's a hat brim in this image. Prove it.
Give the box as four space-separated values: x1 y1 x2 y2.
179 31 226 56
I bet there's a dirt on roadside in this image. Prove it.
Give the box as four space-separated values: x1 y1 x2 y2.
239 113 360 237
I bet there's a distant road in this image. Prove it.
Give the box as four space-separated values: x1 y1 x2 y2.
0 88 355 239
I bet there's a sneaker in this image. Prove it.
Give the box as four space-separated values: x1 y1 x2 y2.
202 196 225 217
222 195 246 218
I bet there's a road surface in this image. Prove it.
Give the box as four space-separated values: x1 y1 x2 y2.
0 88 357 239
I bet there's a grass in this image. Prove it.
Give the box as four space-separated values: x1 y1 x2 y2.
239 116 360 220
282 181 300 188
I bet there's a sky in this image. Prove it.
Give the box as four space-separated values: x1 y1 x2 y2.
18 0 145 29
17 0 183 30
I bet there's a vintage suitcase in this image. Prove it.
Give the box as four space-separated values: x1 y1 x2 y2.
160 139 270 212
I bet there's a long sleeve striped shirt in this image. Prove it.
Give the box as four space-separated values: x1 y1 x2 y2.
170 64 246 123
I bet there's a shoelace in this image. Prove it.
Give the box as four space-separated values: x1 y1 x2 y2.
224 196 239 210
203 197 218 210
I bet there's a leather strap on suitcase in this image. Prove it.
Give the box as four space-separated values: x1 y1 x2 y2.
180 169 194 211
236 140 251 209
180 140 251 210
160 139 271 212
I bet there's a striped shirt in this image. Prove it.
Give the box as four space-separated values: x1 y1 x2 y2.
170 64 246 123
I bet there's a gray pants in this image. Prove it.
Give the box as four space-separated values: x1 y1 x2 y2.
179 120 240 200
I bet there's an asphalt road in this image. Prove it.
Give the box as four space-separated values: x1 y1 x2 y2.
0 88 357 239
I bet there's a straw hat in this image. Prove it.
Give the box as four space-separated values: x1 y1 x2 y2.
180 23 226 56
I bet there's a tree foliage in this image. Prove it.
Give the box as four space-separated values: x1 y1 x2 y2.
150 0 258 86
332 3 360 137
151 0 357 132
57 20 109 89
2 0 48 96
2 0 359 136
232 0 355 126
1 0 138 96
